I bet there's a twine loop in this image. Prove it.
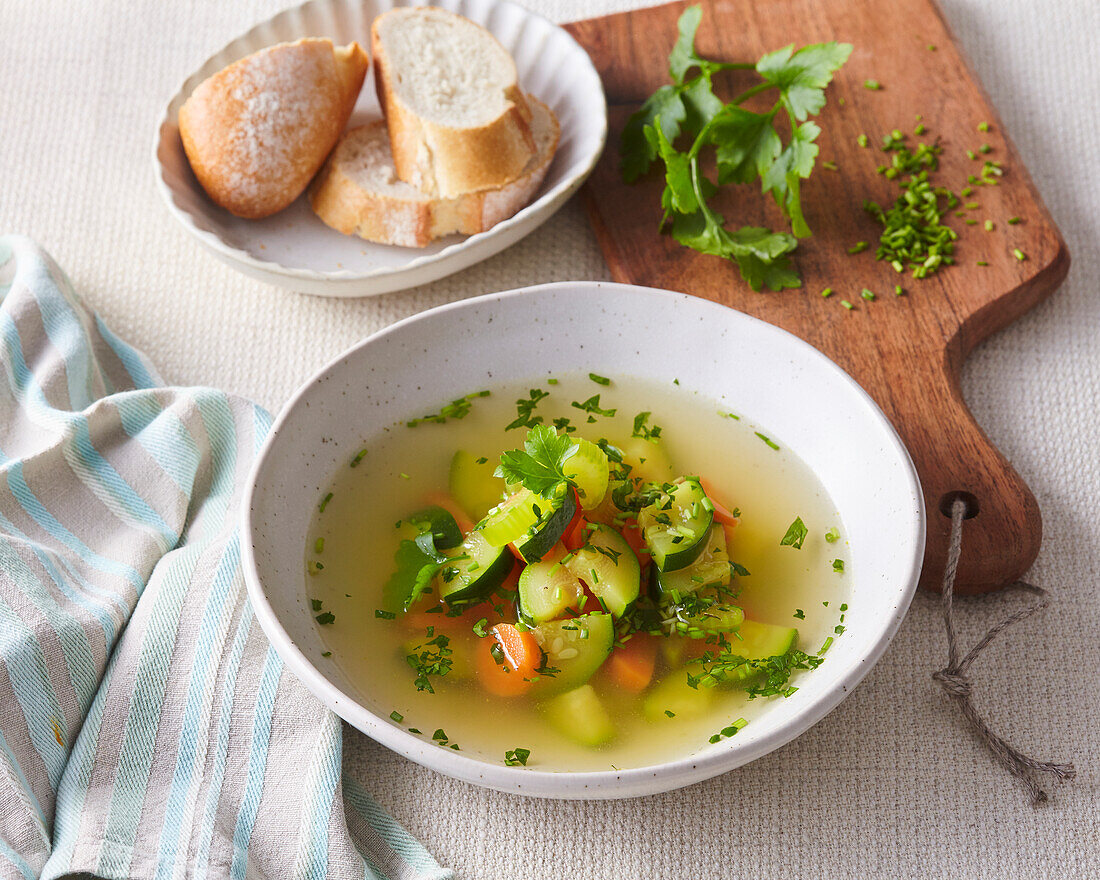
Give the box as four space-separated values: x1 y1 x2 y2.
936 497 1076 805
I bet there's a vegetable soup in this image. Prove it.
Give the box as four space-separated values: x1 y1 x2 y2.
305 373 849 771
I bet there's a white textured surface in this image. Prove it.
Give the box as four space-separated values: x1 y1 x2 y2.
1 0 1097 876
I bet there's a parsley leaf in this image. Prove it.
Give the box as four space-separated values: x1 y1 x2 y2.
780 516 808 549
620 85 687 183
495 425 578 496
755 42 853 121
382 531 448 611
504 747 531 766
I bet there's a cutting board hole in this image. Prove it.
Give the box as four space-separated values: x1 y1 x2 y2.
939 491 980 519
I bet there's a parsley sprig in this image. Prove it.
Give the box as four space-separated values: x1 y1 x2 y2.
495 425 578 497
620 5 851 290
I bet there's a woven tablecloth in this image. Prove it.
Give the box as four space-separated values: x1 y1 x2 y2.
2 0 1097 876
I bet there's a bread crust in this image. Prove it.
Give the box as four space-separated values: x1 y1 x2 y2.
179 38 368 219
371 8 535 199
309 98 559 247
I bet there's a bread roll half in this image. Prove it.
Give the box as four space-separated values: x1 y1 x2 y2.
180 38 368 219
309 96 559 247
371 7 535 199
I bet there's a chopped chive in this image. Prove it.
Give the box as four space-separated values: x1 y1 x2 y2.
755 432 780 450
978 121 989 132
821 287 834 298
664 709 676 718
848 241 869 254
822 160 838 171
864 79 881 90
820 636 834 654
832 559 845 573
399 472 410 480
966 149 976 160
914 122 926 135
984 220 994 232
546 377 558 385
350 448 368 467
588 372 611 386
857 134 869 148
390 710 403 723
966 219 978 226
840 299 854 310
894 284 904 296
1014 248 1027 261
977 260 989 266
966 202 980 210
314 537 325 554
860 288 875 301
1007 216 1021 225
319 492 333 512
375 609 395 620
978 143 992 154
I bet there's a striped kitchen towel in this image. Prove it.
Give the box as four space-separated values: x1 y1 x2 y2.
0 236 452 880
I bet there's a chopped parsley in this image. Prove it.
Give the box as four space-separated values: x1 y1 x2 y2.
832 559 845 573
793 608 805 619
571 395 617 421
407 390 490 427
780 516 808 549
406 633 453 693
375 609 396 619
506 388 551 431
664 709 676 718
389 710 404 723
504 747 531 766
315 611 335 625
632 411 663 442
708 717 748 743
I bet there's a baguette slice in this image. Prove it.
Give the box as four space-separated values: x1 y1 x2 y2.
180 38 368 219
371 7 535 199
310 96 559 248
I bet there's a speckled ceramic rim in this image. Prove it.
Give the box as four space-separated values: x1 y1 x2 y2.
151 0 607 296
241 282 925 798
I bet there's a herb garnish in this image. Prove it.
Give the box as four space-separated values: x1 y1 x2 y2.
407 390 490 427
571 395 617 421
824 527 840 543
755 432 780 450
589 372 612 386
832 559 845 572
632 411 663 442
506 388 551 431
708 717 748 743
780 516 808 549
406 633 453 693
504 747 531 766
619 5 851 290
495 425 578 496
390 710 404 723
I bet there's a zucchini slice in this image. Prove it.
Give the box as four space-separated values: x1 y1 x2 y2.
652 524 730 597
543 685 615 746
562 438 610 510
448 450 504 521
478 486 575 562
643 671 716 722
437 530 513 606
616 436 675 484
533 613 614 696
565 524 640 617
403 505 463 550
638 478 714 572
518 556 585 624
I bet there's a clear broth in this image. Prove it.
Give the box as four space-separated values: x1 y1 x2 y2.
306 374 849 771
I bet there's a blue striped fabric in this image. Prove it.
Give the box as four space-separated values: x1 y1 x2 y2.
0 236 453 880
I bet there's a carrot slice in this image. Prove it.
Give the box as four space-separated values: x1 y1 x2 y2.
606 633 657 693
619 518 650 568
424 492 475 535
476 623 541 697
698 479 739 526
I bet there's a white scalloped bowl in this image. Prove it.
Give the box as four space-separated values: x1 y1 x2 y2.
241 282 926 798
153 0 606 296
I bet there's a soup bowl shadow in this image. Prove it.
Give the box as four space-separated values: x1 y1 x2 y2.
241 281 925 799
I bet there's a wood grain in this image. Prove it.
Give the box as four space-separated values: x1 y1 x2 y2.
564 0 1069 593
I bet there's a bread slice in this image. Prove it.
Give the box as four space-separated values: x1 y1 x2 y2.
309 96 559 248
371 7 535 199
180 38 369 219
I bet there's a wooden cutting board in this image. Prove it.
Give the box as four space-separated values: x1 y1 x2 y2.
563 0 1069 595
